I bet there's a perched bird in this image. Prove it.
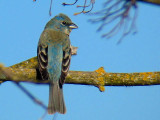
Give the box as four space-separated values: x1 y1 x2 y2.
37 13 78 114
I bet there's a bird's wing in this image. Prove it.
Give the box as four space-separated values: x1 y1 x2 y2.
37 44 49 80
60 45 72 85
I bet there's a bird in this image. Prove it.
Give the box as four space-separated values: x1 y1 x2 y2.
37 13 78 114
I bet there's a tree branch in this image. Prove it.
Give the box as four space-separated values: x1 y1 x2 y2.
0 56 160 92
62 0 159 42
138 0 160 5
33 0 160 42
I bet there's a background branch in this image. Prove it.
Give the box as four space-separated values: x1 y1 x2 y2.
33 0 160 42
139 0 160 5
61 0 159 42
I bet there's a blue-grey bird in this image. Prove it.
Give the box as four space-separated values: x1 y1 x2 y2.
37 13 78 114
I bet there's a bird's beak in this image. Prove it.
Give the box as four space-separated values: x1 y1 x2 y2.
69 23 78 29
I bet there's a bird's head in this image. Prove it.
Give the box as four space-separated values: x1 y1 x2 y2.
45 13 78 36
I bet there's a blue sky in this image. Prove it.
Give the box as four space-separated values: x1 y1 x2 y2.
0 0 160 120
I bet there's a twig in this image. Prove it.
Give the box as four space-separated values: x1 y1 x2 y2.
62 0 95 15
62 0 78 6
49 0 53 16
89 0 138 43
39 111 47 120
14 82 47 110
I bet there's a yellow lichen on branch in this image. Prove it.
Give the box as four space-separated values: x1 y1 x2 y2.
0 57 160 90
11 57 38 69
95 67 106 92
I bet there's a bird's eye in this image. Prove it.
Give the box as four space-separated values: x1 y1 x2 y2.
62 21 67 26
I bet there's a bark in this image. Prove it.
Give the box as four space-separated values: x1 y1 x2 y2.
0 57 160 92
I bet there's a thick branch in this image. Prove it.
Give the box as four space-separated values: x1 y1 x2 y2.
0 56 160 92
0 66 160 86
0 46 159 91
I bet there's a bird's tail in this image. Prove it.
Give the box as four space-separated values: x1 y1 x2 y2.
48 82 66 114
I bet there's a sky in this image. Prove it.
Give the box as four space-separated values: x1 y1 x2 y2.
0 0 160 120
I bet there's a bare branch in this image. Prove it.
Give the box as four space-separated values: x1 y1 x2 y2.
62 0 95 15
14 82 47 110
139 0 160 5
89 0 138 42
49 0 53 16
62 0 78 6
33 0 159 42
